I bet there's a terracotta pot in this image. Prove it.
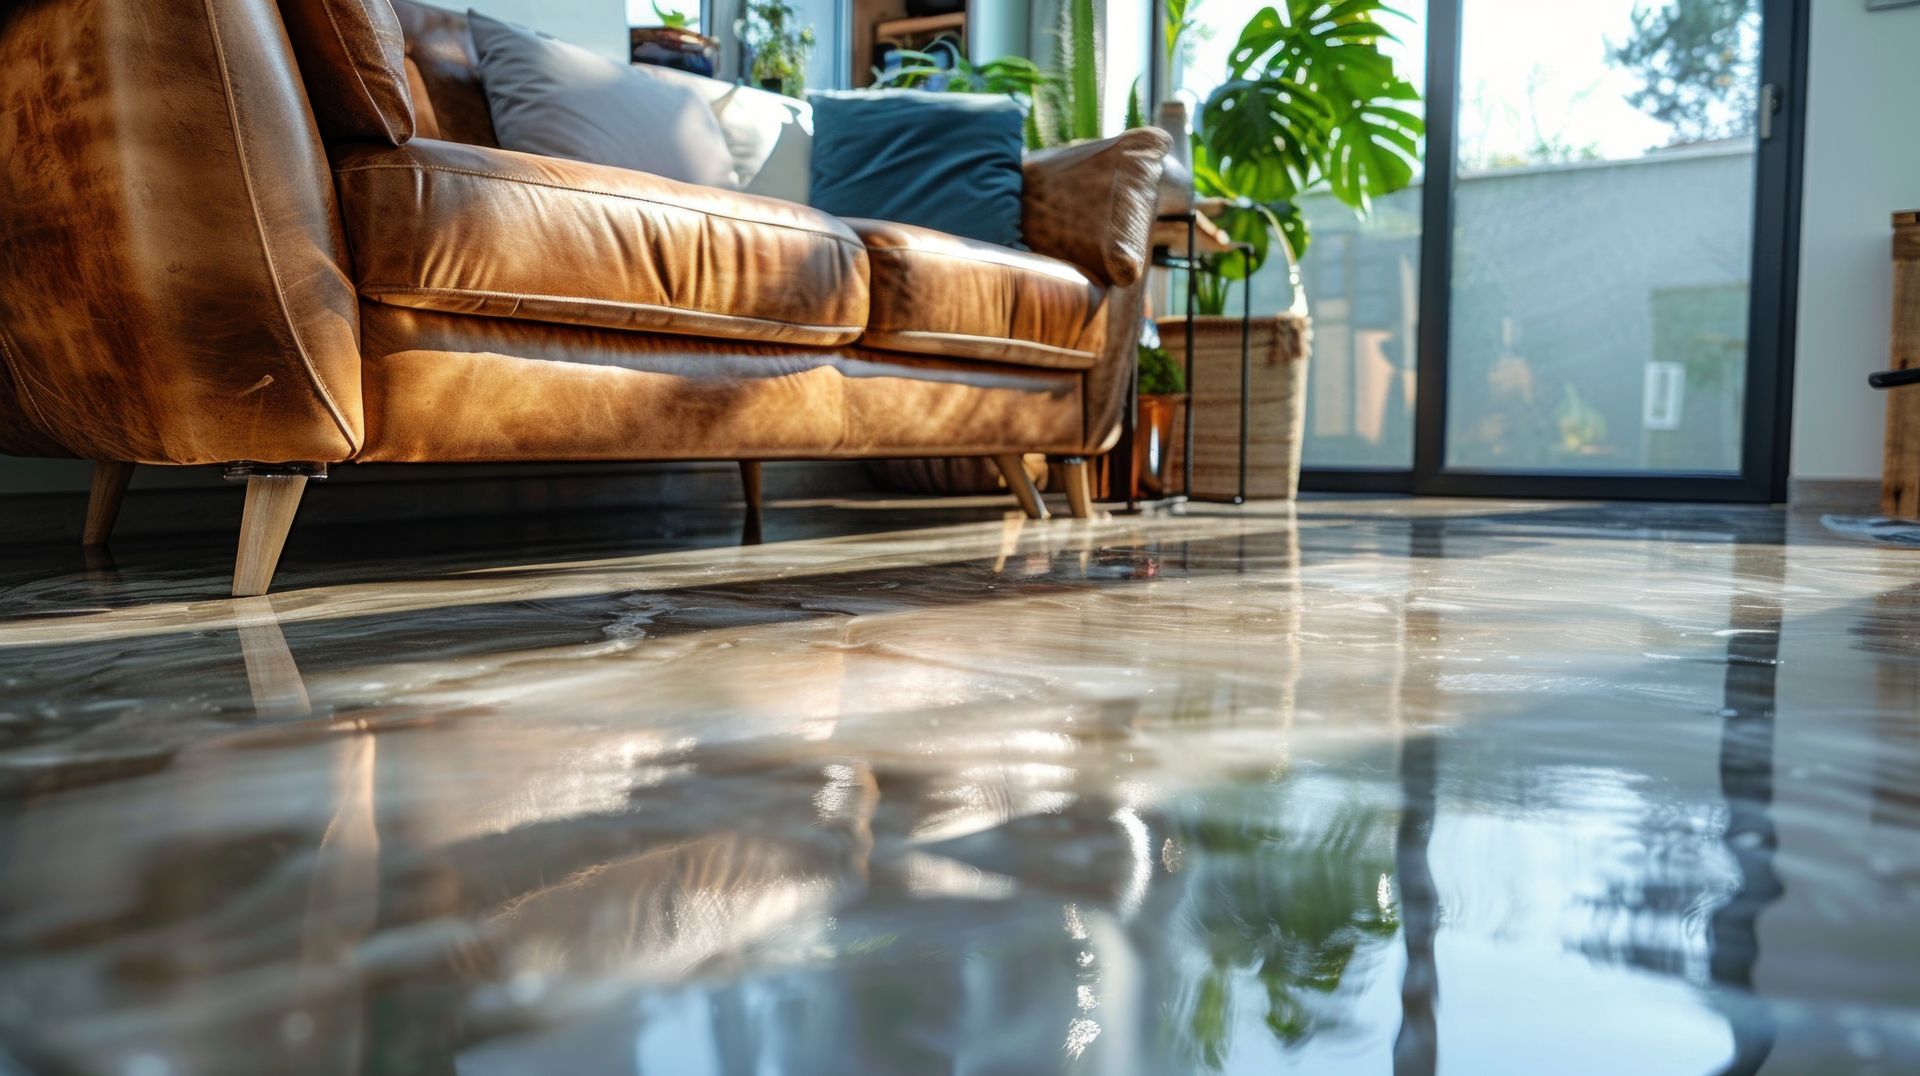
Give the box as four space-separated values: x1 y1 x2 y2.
1160 314 1312 500
1136 393 1187 497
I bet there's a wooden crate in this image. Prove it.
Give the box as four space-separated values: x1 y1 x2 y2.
1162 314 1312 500
1883 211 1920 517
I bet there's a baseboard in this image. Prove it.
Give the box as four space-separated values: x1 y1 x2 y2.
0 460 874 547
1788 478 1880 514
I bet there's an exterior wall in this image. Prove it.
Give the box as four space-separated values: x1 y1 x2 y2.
1788 0 1920 482
1287 147 1757 474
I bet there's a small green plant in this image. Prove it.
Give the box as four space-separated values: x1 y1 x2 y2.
873 0 1129 152
1138 344 1187 396
737 0 815 98
1188 1 1425 314
650 1 691 30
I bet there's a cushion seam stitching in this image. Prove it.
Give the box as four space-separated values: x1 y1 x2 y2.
364 284 863 334
336 162 865 247
865 328 1097 363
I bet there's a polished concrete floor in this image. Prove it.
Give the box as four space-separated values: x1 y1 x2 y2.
1 493 1918 1074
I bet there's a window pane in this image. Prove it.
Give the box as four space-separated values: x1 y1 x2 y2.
1444 0 1759 474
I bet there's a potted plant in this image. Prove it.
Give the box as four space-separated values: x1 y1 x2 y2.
1163 1 1424 498
630 2 718 77
1191 2 1424 312
1136 341 1188 496
737 0 815 98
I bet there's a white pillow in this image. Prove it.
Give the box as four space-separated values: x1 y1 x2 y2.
467 11 738 190
638 65 814 202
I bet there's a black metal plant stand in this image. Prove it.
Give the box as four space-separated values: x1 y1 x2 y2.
1147 210 1256 506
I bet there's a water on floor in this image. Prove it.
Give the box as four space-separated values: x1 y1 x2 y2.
1 496 1918 1075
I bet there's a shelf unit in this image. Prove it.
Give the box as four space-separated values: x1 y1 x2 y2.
875 11 964 37
850 0 968 88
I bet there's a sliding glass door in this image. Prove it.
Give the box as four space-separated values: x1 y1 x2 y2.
1166 0 1805 500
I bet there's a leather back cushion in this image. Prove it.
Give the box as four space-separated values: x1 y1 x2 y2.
391 0 499 146
279 0 415 143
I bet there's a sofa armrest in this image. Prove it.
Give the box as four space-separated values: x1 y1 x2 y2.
1021 128 1172 288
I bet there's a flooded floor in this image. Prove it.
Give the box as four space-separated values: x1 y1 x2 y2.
1 495 1918 1075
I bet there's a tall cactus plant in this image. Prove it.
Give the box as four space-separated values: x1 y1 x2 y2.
1032 0 1103 146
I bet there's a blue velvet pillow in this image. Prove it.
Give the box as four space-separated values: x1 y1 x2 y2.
806 90 1025 247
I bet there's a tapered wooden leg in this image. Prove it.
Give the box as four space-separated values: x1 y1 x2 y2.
1059 457 1097 519
993 454 1050 520
82 461 135 547
233 476 307 597
740 460 764 545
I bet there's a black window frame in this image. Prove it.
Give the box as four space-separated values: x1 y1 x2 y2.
1158 0 1811 504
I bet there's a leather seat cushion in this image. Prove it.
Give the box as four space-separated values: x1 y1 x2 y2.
356 303 1086 462
847 219 1107 371
334 139 871 347
391 0 498 146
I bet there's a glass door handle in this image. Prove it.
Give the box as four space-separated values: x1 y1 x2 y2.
1759 83 1782 141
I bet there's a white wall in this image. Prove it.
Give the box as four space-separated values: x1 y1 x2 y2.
471 0 630 61
1789 0 1920 482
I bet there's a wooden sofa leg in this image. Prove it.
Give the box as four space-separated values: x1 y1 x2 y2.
740 460 764 544
83 461 135 547
228 464 321 598
1058 457 1097 519
994 454 1049 520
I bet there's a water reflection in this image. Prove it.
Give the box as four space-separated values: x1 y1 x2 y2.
1707 548 1785 1076
1395 732 1439 1076
1395 525 1443 1076
1 502 1918 1072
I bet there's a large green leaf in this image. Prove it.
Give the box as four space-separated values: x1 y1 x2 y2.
1202 0 1423 214
1200 77 1331 203
1319 77 1422 210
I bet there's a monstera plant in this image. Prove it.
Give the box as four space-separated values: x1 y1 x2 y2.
1188 1 1425 313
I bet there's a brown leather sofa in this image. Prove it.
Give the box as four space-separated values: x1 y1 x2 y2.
0 0 1168 596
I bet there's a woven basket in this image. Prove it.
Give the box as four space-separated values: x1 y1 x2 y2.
1162 314 1311 500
